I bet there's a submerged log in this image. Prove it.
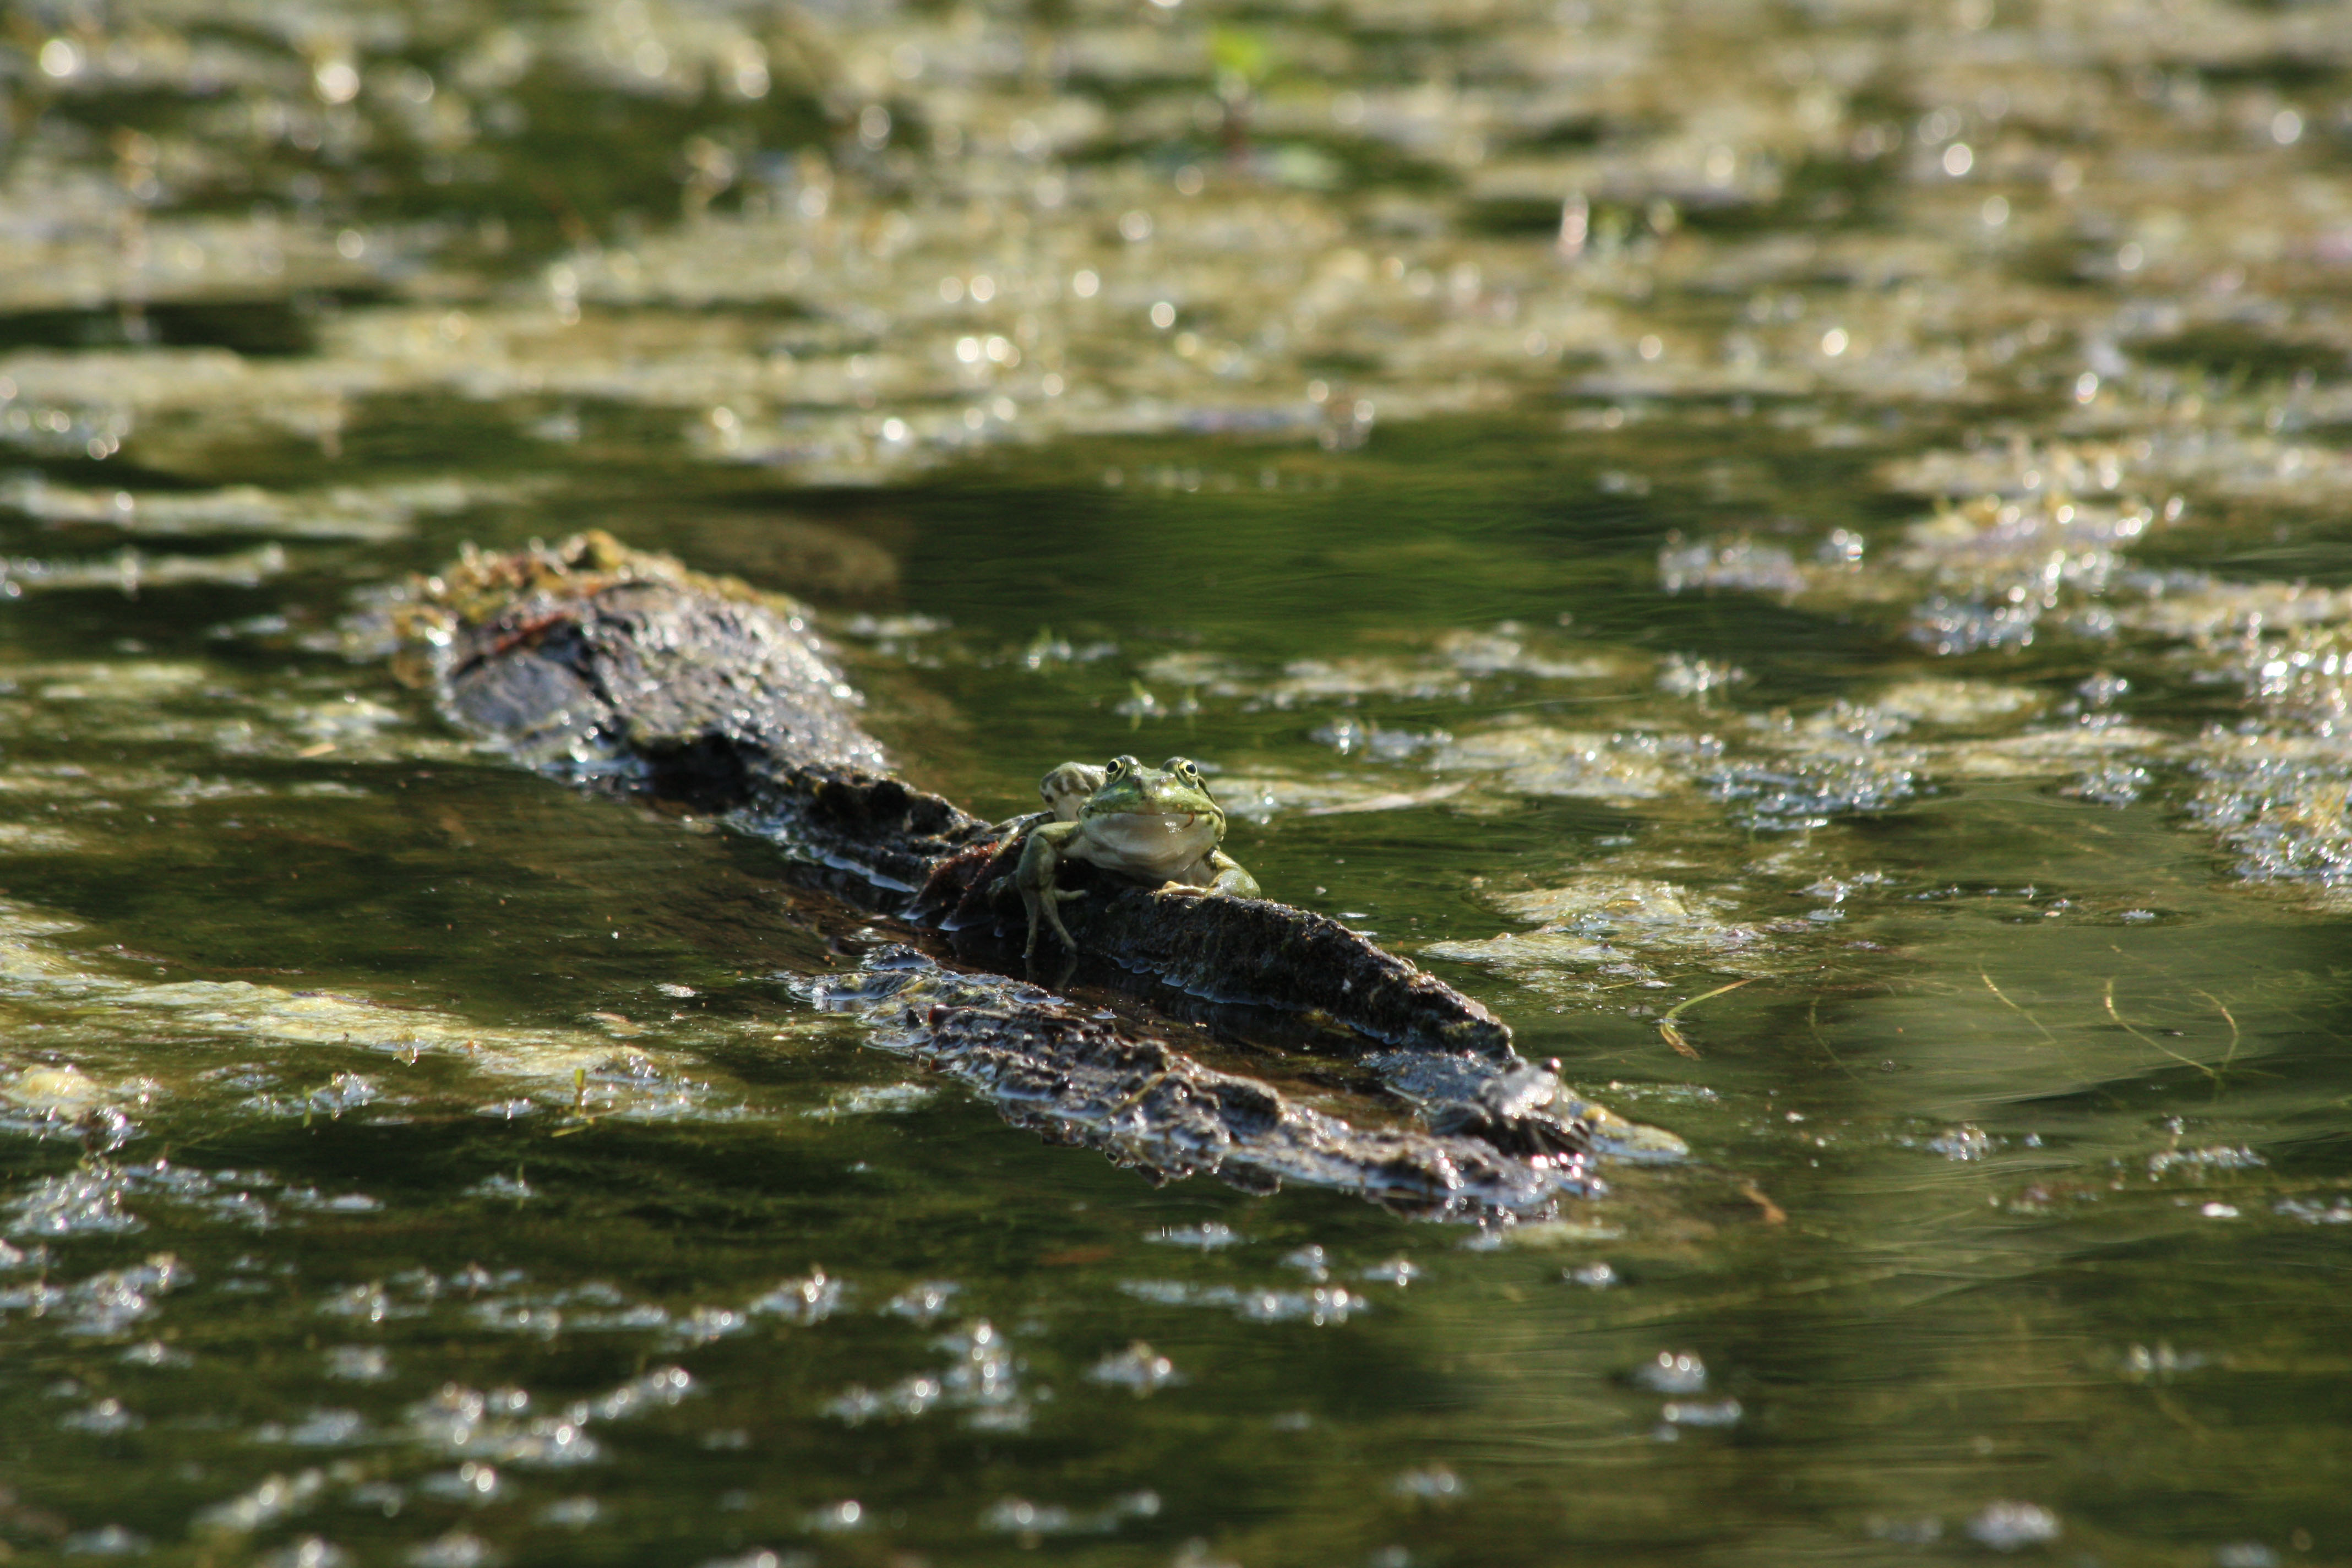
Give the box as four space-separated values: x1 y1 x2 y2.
394 532 1682 1219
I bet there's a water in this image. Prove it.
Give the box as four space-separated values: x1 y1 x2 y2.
5 0 2352 1562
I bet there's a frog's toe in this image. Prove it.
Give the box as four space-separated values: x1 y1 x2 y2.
1020 888 1082 956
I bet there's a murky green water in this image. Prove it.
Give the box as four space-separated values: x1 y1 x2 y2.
6 1 2352 1564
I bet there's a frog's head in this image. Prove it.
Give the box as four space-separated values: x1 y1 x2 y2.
1059 755 1227 879
1081 755 1223 825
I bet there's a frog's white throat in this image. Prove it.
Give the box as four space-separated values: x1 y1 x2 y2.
1077 810 1217 880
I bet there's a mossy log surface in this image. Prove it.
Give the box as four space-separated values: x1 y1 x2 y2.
400 534 1681 1218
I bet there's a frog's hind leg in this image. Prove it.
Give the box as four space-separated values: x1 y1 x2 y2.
1155 852 1258 901
1204 851 1260 900
1014 823 1088 958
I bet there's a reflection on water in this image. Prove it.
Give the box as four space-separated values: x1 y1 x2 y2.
3 0 2351 1561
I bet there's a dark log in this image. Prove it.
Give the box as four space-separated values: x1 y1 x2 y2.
394 533 1683 1219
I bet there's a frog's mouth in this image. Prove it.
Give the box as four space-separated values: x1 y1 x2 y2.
1083 810 1218 879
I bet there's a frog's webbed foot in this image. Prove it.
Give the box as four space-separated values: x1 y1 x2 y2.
1014 822 1086 959
1022 885 1087 960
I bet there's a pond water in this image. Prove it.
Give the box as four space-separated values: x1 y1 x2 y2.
4 1 2352 1564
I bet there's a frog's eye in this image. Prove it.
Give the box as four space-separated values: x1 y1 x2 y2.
1164 756 1197 779
1102 757 1126 778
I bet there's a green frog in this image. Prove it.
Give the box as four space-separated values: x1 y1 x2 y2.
1015 754 1261 957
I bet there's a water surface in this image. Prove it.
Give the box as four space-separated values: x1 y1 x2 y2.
3 1 2350 1564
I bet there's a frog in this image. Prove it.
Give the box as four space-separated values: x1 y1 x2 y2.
1014 754 1260 958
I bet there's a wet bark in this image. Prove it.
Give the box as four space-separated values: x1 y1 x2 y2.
399 534 1682 1219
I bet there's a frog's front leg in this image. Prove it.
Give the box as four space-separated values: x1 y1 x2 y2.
1014 820 1089 957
